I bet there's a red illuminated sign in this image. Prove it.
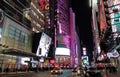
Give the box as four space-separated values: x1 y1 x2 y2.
50 59 55 64
99 0 107 32
39 0 49 11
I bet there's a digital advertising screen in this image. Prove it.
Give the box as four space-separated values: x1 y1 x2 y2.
81 56 89 66
21 57 30 65
35 32 52 57
103 0 120 38
107 0 120 11
55 47 70 56
107 0 120 33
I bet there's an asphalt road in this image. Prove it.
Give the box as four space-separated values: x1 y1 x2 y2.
32 70 75 77
0 70 76 77
1 69 120 77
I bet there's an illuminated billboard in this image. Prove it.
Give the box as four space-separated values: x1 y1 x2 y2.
33 32 52 57
99 0 108 32
81 56 89 66
107 0 120 33
21 57 30 65
107 0 120 13
36 32 52 57
55 47 70 56
39 0 49 11
57 34 70 48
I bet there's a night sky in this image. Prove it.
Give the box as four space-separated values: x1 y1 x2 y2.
71 0 93 60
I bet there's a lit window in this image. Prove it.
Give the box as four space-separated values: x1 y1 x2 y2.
9 26 15 39
15 29 20 40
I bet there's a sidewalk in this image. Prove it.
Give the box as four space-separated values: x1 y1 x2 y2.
108 71 120 77
0 71 34 77
107 68 120 77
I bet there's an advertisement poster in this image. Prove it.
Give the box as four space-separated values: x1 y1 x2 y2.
107 0 120 33
36 32 52 57
100 0 107 33
55 47 70 56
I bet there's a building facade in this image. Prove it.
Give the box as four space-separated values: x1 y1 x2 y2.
70 8 81 67
0 0 35 72
0 0 54 72
91 0 120 66
52 0 81 68
53 0 71 68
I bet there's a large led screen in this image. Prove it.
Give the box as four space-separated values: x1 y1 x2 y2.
107 0 120 33
55 47 70 56
107 0 120 12
57 34 70 48
36 32 52 57
21 57 30 65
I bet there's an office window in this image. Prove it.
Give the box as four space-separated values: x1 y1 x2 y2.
20 32 25 43
24 33 28 44
15 29 20 40
9 26 15 39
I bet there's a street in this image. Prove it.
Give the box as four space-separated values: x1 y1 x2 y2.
31 70 75 77
1 68 120 77
0 70 81 77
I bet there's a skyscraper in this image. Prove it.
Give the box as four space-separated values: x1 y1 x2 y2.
51 0 81 67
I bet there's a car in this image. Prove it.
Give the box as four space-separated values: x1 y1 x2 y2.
72 67 77 72
72 67 84 76
86 66 103 77
51 67 63 74
77 67 85 76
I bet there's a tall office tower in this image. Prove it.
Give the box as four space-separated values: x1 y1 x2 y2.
0 0 31 28
24 0 45 33
91 0 101 55
55 0 70 48
0 0 33 52
70 8 81 67
57 0 70 35
52 0 74 68
0 0 37 72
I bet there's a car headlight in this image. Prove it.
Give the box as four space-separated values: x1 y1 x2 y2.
55 70 58 72
77 70 80 73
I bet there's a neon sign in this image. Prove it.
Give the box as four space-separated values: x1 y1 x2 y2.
39 0 49 11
